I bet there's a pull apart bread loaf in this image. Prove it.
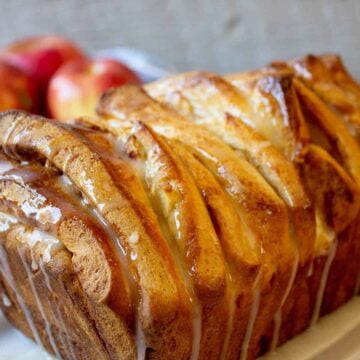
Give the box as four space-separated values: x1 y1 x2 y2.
0 54 359 360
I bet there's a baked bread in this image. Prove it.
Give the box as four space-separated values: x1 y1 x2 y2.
0 53 359 360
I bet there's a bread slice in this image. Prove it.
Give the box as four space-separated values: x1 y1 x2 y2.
226 69 360 341
146 71 314 267
274 54 360 141
0 163 132 359
96 85 295 359
276 56 360 275
0 111 194 359
94 121 230 360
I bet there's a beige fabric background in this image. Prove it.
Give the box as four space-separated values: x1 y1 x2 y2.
1 0 360 76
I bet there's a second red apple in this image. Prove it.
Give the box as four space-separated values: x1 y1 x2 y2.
0 36 86 92
47 58 141 120
0 61 37 112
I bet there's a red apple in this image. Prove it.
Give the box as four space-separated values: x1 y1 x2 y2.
0 35 86 94
0 61 37 112
47 58 141 119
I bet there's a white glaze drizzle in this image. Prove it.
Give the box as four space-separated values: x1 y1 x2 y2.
190 301 202 360
0 168 75 359
90 206 131 275
271 251 299 350
129 231 139 244
220 274 236 360
2 115 23 160
39 259 76 360
2 292 12 307
0 212 41 344
240 270 262 360
112 133 205 360
88 206 144 358
0 213 17 232
0 160 13 174
293 62 312 80
0 242 43 348
144 176 203 359
0 123 134 357
136 316 146 360
1 288 11 307
58 174 138 356
307 259 314 277
162 207 202 360
271 221 300 351
0 200 67 359
0 174 62 227
310 239 338 326
58 175 131 280
18 244 61 359
20 229 62 272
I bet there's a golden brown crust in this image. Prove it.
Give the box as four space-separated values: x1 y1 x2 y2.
169 140 258 359
275 54 360 141
146 71 314 266
227 70 311 160
302 145 360 236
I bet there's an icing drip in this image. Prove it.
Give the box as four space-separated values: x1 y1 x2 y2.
0 213 17 232
220 274 236 360
165 206 202 360
59 175 131 282
307 260 314 277
0 174 62 226
1 292 11 307
146 194 203 358
311 239 338 326
113 137 204 360
2 115 23 160
271 251 300 349
240 270 262 360
58 174 138 355
20 229 62 272
0 244 43 348
272 312 282 351
39 259 76 360
0 214 45 349
88 206 131 278
190 301 202 360
0 209 68 359
18 245 61 359
136 316 146 360
88 207 141 356
0 160 13 175
129 231 139 244
158 209 202 359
